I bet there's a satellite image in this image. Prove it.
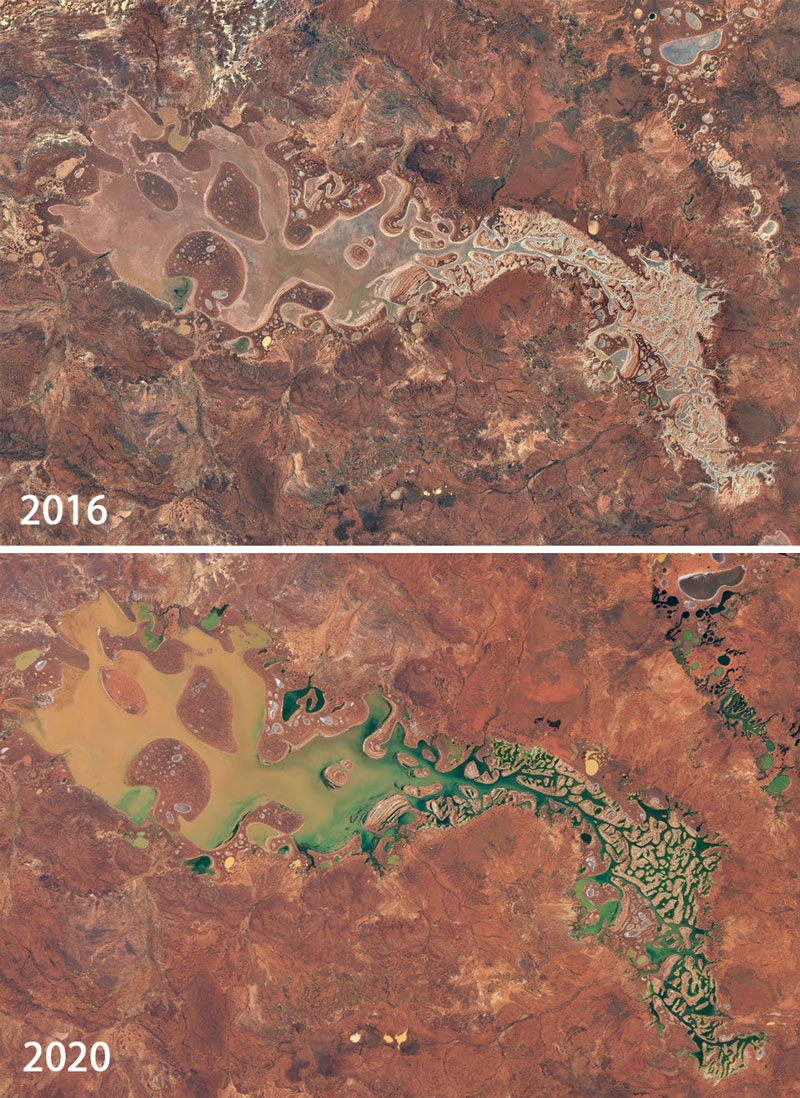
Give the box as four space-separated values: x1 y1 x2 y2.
0 0 797 544
0 551 798 1095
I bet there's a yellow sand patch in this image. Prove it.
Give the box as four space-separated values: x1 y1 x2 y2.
56 157 82 181
14 648 41 671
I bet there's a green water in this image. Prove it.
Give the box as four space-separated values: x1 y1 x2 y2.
167 275 192 313
354 733 764 1083
132 603 163 650
236 703 762 1081
766 773 790 796
14 591 765 1084
662 584 790 800
281 678 326 722
200 605 228 630
186 854 215 875
118 786 156 825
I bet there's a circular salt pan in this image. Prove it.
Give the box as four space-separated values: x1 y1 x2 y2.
660 28 722 66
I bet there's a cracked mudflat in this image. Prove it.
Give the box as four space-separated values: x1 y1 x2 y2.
1 0 797 544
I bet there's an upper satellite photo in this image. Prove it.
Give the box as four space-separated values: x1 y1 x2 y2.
1 0 797 544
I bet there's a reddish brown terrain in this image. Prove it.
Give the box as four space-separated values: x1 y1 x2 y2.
0 552 798 1096
0 0 797 545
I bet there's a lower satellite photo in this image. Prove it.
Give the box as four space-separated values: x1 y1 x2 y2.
0 552 797 1097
